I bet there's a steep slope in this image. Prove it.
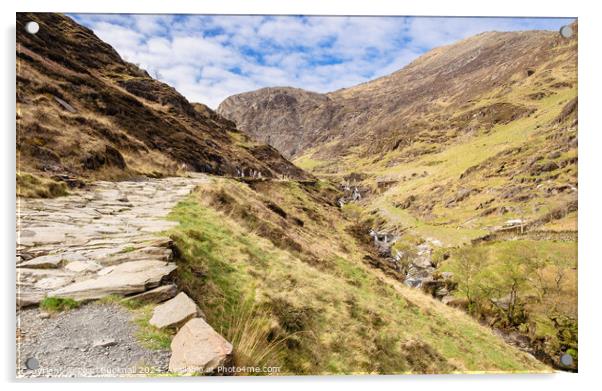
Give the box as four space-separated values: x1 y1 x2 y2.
16 12 308 197
218 26 577 163
218 87 338 158
218 24 578 369
168 176 548 374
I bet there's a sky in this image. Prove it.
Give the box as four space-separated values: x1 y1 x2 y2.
71 14 573 108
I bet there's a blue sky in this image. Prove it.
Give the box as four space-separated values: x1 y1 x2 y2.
71 14 574 108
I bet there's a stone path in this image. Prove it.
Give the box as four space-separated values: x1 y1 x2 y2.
16 175 208 307
16 175 209 377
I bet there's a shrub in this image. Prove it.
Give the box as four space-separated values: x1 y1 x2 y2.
443 247 488 316
341 203 364 224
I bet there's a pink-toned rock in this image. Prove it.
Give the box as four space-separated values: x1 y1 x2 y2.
169 318 233 374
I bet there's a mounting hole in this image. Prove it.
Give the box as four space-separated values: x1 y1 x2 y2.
25 21 39 35
25 357 39 370
559 25 573 38
560 353 574 367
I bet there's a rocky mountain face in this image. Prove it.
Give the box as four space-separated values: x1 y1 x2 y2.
218 23 578 236
16 13 308 190
218 26 577 161
218 87 338 158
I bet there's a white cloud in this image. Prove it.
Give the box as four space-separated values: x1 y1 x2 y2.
91 21 145 55
71 14 573 108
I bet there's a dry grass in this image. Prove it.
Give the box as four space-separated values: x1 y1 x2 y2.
167 179 549 375
220 300 288 374
16 173 68 198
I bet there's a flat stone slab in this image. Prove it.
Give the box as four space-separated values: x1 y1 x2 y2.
169 318 233 374
150 292 200 329
17 291 46 308
18 254 65 269
129 284 177 304
49 261 177 301
65 261 102 273
18 268 76 284
35 276 74 290
18 227 68 246
101 246 172 266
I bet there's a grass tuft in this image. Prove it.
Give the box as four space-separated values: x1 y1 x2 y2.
40 297 79 312
133 304 174 350
17 173 68 198
221 299 288 374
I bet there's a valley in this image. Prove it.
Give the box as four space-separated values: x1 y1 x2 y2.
218 22 578 370
16 12 577 376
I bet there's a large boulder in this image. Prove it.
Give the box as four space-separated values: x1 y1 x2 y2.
169 318 233 374
149 292 201 329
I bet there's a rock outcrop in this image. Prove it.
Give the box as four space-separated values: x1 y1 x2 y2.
218 87 336 158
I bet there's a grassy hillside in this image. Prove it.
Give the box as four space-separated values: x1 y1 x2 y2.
166 177 548 374
219 24 578 370
290 49 578 369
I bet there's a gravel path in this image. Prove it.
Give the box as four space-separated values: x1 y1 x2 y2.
17 303 170 378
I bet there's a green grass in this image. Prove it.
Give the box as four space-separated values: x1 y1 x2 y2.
119 245 136 254
293 154 328 171
378 201 488 246
97 294 173 350
40 297 79 312
133 305 174 350
98 294 144 310
164 183 549 375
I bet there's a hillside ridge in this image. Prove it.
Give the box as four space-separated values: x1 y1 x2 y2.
17 12 309 196
217 26 576 160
